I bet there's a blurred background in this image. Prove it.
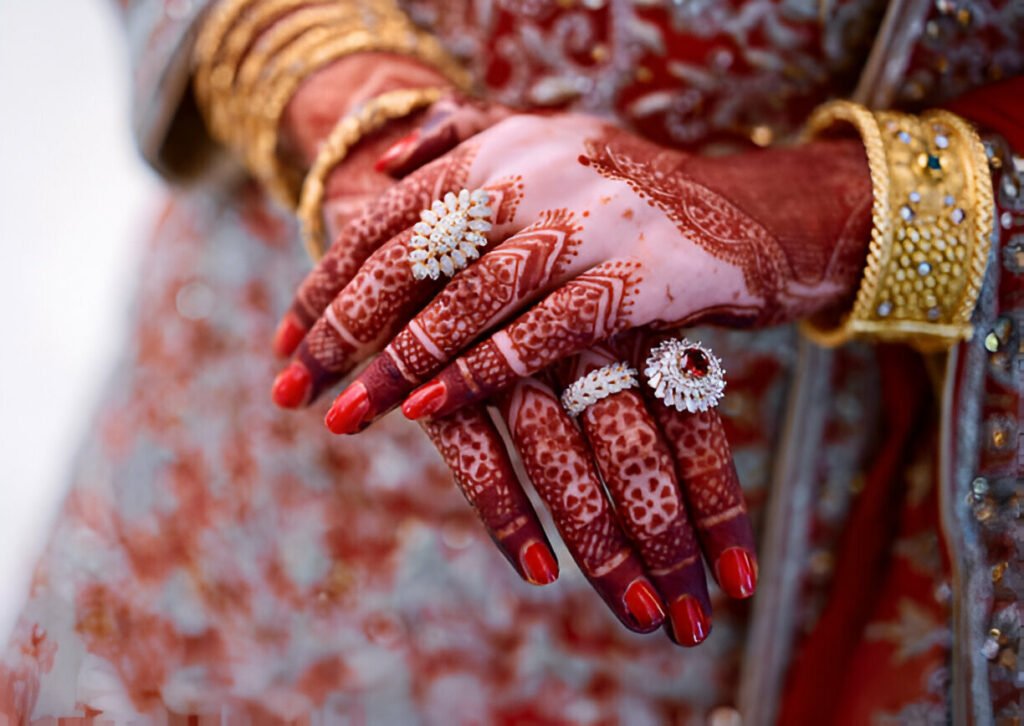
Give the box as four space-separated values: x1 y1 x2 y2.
0 1 160 637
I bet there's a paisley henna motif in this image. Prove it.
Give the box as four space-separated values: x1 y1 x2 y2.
581 128 872 325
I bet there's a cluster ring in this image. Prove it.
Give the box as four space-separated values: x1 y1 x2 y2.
644 338 725 413
409 188 492 280
560 362 640 417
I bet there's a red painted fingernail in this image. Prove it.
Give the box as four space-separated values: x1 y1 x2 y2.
520 542 558 586
324 383 370 434
715 548 758 600
272 362 311 409
402 380 447 420
670 595 710 647
623 579 665 629
374 129 421 173
272 314 306 357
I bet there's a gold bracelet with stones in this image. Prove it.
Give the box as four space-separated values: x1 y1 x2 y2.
192 0 470 208
298 87 444 261
801 100 995 352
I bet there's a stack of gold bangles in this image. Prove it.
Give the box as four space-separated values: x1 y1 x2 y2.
801 100 995 352
191 0 469 240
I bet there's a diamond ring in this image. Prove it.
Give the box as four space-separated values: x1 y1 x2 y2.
644 338 725 413
409 189 492 280
560 362 640 417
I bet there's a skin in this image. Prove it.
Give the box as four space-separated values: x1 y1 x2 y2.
268 107 873 642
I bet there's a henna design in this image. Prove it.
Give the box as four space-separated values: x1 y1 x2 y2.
502 380 615 571
581 129 871 325
426 260 644 417
293 176 525 400
498 379 655 631
353 209 584 418
580 392 695 574
420 405 551 582
649 405 755 562
290 144 477 328
560 345 711 634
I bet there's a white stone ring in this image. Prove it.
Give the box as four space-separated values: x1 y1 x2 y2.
644 338 725 413
409 188 492 281
560 362 640 417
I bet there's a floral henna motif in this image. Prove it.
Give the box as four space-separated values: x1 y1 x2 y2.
499 379 655 630
419 406 549 578
354 209 584 418
580 391 697 575
426 260 644 416
650 406 755 561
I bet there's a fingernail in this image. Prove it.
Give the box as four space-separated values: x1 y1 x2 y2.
520 542 558 586
623 579 665 629
272 362 311 409
669 595 710 647
272 314 306 357
324 383 369 434
402 381 447 420
374 129 421 173
715 548 758 600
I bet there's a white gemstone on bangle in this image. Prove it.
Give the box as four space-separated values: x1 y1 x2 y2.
409 188 492 281
560 362 640 417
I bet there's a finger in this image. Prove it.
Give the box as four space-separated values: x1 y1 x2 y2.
560 349 711 647
375 96 516 177
421 404 559 586
273 179 526 410
272 142 479 358
498 377 667 633
401 259 644 420
647 404 758 600
273 229 442 409
328 209 590 431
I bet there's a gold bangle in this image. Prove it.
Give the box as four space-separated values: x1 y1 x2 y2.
801 101 994 352
204 0 334 143
193 0 261 113
298 87 444 261
193 0 471 208
249 26 440 207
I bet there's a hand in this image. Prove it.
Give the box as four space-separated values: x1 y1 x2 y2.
271 112 871 419
269 112 869 642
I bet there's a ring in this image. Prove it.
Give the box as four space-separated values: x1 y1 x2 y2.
409 189 492 280
560 362 640 417
644 338 725 413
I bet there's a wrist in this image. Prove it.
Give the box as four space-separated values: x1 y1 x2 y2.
280 53 454 169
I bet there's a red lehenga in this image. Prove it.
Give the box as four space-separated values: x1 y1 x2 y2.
2 1 1022 723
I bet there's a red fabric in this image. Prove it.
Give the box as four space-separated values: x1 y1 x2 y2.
944 76 1024 153
778 346 932 725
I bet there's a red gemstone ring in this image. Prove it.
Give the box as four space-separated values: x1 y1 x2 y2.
644 338 725 413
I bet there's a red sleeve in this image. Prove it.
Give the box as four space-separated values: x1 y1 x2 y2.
944 76 1024 154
